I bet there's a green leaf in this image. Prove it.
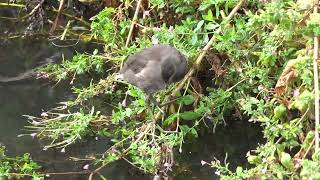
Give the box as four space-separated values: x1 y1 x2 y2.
205 23 219 30
312 151 320 161
189 128 198 138
215 5 220 18
178 95 195 105
180 111 201 121
302 131 315 149
247 155 262 165
273 104 287 119
280 152 294 170
290 90 314 112
163 113 178 126
179 125 190 135
236 166 244 175
195 20 204 32
191 34 198 45
198 2 211 11
202 10 214 21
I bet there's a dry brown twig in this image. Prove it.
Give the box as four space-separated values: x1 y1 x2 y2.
125 0 143 47
312 1 320 151
50 0 65 33
22 2 42 19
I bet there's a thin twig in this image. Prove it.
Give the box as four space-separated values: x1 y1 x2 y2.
22 2 41 19
156 0 246 119
88 165 104 180
125 0 143 47
52 9 91 26
0 16 18 20
0 3 25 7
313 2 320 151
50 0 65 33
226 78 247 92
123 122 152 154
9 170 90 178
45 171 90 176
60 20 71 40
122 157 146 172
303 137 316 159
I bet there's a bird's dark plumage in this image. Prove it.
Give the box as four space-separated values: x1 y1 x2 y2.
118 44 188 94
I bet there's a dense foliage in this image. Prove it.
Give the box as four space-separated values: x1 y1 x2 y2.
2 0 320 179
0 146 43 179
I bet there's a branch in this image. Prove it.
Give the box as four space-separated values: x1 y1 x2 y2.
50 0 65 33
22 2 41 19
0 2 25 7
125 0 143 47
313 2 320 151
52 9 91 26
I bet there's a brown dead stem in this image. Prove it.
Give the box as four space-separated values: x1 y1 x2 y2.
312 1 320 151
50 0 65 33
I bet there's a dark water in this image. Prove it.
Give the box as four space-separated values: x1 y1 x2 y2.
0 38 149 180
0 5 263 180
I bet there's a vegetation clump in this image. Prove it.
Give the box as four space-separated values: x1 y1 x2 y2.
2 0 320 179
0 146 43 179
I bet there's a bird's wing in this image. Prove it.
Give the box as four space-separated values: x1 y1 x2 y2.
161 60 175 84
120 54 148 74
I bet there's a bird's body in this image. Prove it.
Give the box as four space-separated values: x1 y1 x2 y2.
117 44 188 95
117 44 187 122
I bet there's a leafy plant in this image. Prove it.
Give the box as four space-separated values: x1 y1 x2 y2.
0 146 43 179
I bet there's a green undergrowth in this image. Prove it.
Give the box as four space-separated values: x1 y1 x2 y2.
20 0 320 179
0 146 43 179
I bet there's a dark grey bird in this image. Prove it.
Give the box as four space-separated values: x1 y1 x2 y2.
116 44 188 120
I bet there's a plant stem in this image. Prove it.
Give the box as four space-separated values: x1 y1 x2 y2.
125 0 143 47
313 2 320 151
50 0 65 33
0 2 25 7
52 9 91 26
